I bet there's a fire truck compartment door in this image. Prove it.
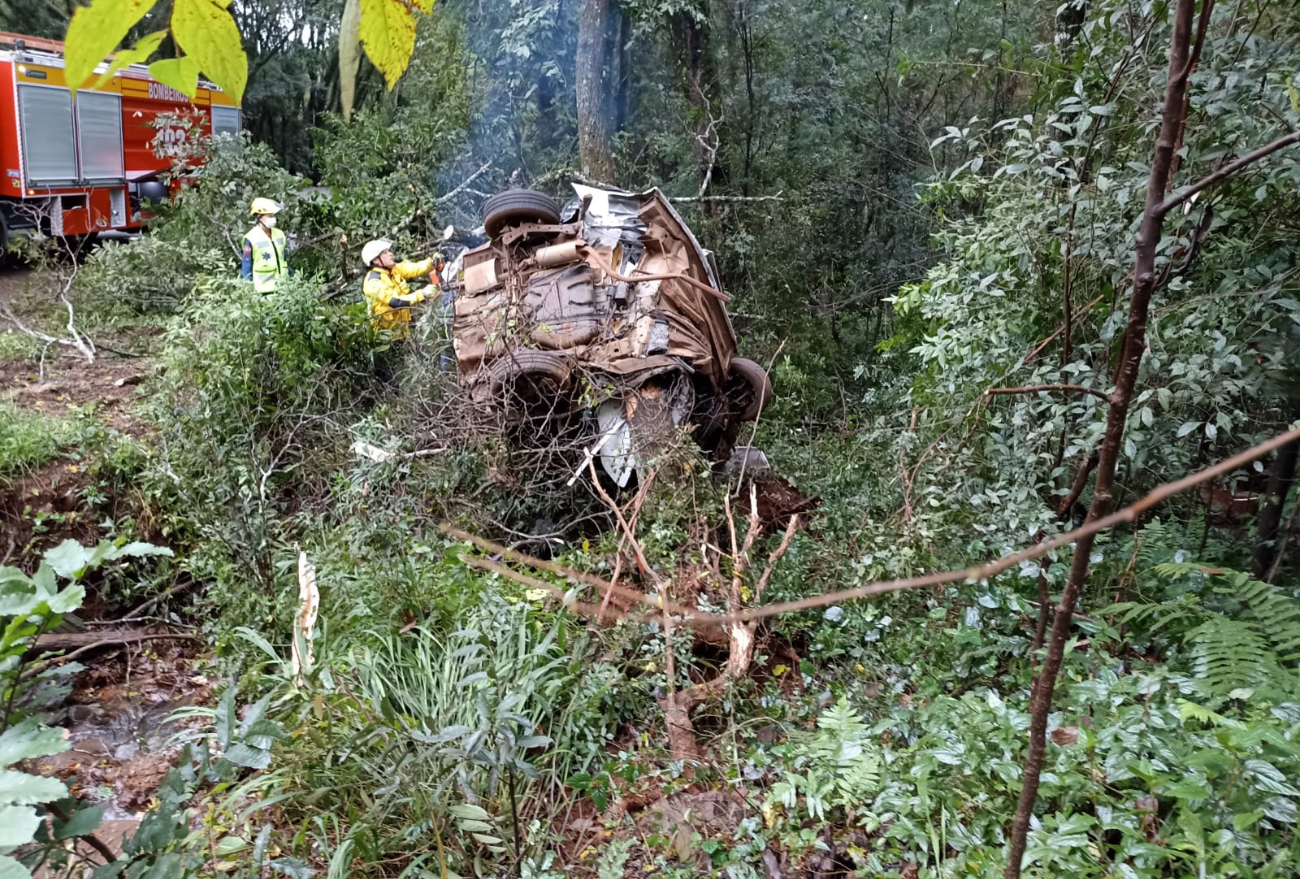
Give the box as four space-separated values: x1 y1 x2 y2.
211 106 241 136
19 86 77 186
76 92 125 183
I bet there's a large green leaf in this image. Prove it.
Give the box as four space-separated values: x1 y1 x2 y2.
54 803 106 839
0 580 37 616
224 743 271 770
44 540 92 580
0 720 69 768
91 31 167 90
108 543 174 562
0 854 33 879
357 0 429 90
64 0 161 91
46 583 86 616
149 57 202 97
0 769 67 806
0 805 39 847
170 0 248 102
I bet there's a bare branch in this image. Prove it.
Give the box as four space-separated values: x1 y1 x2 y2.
668 192 784 204
986 384 1112 403
1155 129 1300 218
435 162 493 206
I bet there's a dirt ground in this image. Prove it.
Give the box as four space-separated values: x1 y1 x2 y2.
1 263 153 429
1 262 159 561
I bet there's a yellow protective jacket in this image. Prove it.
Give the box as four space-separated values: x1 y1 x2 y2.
362 258 434 338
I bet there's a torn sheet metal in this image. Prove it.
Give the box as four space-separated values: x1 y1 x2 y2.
596 398 636 487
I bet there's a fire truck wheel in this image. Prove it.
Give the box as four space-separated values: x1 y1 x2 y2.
483 190 561 239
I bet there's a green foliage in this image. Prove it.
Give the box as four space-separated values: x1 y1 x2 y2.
1110 564 1300 699
138 276 379 632
0 404 73 481
0 539 170 879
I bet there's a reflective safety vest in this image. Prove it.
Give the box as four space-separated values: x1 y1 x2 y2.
244 226 288 293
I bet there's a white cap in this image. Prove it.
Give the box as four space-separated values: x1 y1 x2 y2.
361 239 392 266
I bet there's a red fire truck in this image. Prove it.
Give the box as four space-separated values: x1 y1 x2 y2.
0 32 241 251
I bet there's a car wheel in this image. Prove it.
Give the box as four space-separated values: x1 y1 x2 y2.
730 357 773 422
487 350 571 407
483 189 561 239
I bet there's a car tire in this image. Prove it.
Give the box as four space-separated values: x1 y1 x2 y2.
483 189 561 238
487 350 571 403
730 357 773 422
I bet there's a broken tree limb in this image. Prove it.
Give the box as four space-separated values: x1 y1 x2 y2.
668 191 785 203
986 384 1112 403
444 423 1300 632
21 631 202 680
435 162 493 206
737 421 1300 625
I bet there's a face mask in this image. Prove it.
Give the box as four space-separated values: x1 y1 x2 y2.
261 215 277 228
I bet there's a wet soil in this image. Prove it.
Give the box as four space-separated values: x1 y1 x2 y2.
27 643 211 853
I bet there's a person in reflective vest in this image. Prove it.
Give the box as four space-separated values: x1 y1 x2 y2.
240 198 289 293
360 238 434 339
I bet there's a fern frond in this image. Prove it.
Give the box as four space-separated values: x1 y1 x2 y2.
1237 579 1300 665
1185 618 1283 697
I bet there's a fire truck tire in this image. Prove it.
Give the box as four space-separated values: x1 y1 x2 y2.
730 357 773 422
483 190 561 239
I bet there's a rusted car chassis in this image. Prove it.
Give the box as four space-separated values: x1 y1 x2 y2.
449 185 772 486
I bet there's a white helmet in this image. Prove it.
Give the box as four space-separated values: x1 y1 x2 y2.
361 239 392 266
249 197 281 215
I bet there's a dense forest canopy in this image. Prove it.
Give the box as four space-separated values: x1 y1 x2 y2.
1 0 1299 877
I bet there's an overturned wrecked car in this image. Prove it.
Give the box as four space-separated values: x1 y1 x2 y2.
447 184 772 486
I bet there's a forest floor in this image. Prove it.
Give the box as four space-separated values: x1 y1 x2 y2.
2 261 204 861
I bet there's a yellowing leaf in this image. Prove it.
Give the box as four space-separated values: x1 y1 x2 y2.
65 0 161 91
170 0 248 102
339 0 362 121
91 30 166 90
357 0 426 90
149 56 201 97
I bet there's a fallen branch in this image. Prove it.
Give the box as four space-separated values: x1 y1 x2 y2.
21 632 202 680
445 424 1300 630
436 162 493 206
986 384 1112 403
120 578 195 622
738 423 1300 625
668 191 785 203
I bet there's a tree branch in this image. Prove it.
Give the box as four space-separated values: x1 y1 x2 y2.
435 162 493 206
1155 129 1300 218
986 384 1112 403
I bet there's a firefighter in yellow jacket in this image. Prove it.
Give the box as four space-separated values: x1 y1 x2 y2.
360 239 434 338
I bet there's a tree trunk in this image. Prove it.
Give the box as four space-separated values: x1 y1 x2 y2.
1003 0 1197 875
576 0 616 183
1252 437 1299 580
